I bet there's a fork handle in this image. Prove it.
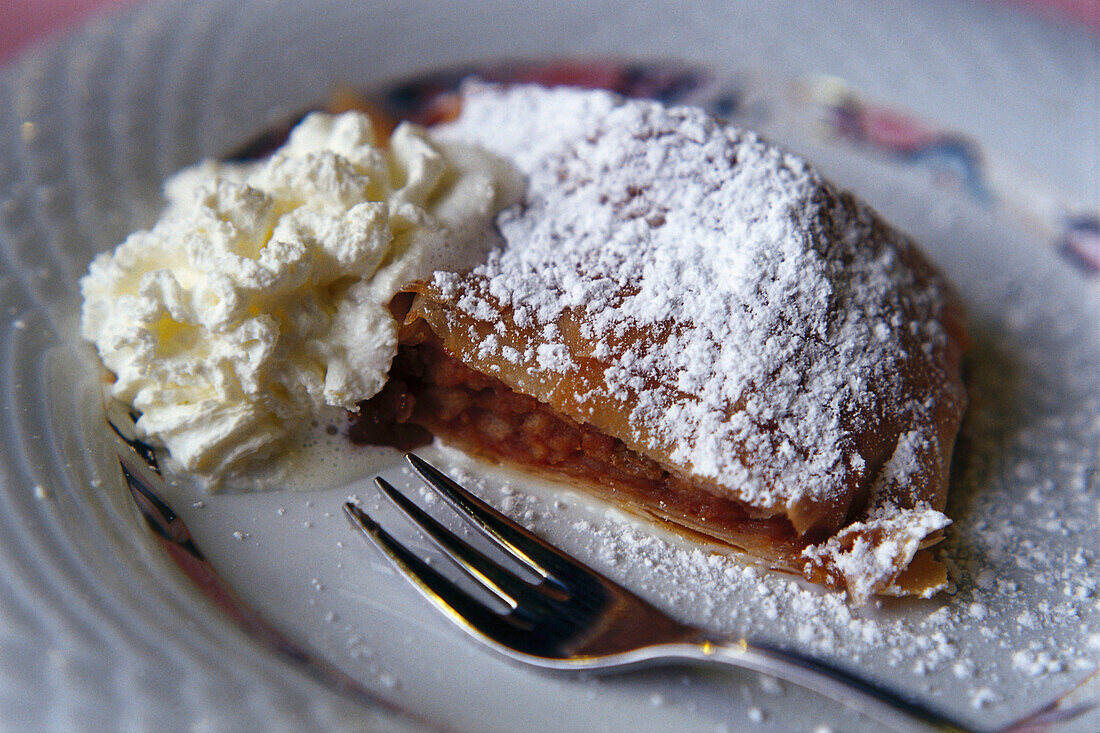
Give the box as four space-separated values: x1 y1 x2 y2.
658 637 972 733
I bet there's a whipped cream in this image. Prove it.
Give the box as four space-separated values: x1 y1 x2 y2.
81 111 518 486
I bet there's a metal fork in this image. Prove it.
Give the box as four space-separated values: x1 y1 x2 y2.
345 455 985 732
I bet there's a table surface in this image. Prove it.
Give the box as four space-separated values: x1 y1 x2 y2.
2 0 1099 67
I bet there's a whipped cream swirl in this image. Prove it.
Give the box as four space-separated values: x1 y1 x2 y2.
81 110 517 485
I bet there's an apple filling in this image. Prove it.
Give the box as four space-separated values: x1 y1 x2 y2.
350 324 815 565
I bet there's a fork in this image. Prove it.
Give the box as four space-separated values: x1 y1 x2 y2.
346 454 982 732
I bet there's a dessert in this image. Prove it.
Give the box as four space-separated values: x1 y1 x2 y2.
351 84 968 602
81 70 967 603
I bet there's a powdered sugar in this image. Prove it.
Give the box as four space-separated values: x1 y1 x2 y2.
436 85 954 510
433 84 964 597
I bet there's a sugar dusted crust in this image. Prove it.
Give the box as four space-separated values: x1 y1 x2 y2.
355 83 969 602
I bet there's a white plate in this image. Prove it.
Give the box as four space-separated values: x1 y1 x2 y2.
1 1 1097 731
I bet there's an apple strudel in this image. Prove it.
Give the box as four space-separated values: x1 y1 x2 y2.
351 84 968 602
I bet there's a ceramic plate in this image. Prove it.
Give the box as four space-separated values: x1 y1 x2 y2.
1 1 1097 730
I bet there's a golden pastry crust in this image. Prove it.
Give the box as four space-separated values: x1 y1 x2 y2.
354 83 969 602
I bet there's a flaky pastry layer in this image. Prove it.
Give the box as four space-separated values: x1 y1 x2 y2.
352 84 969 602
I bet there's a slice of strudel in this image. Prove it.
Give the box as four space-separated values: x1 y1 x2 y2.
351 83 969 603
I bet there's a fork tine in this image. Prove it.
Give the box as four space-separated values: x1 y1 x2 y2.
343 503 530 640
406 454 578 584
373 477 564 609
